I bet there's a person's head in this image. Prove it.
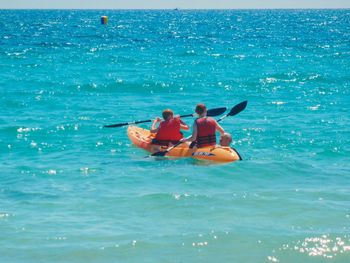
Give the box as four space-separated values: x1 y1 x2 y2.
162 109 174 120
220 133 232 147
195 103 207 116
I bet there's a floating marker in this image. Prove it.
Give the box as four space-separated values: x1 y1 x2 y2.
101 16 108 25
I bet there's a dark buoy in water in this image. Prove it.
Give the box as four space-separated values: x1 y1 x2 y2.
101 16 108 25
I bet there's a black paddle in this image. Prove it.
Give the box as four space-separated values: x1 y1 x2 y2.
103 107 227 128
151 100 248 157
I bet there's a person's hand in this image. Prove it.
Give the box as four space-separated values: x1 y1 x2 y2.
154 117 161 122
174 114 180 119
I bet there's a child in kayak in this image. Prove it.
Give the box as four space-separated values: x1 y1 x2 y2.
150 109 189 147
181 104 225 148
219 133 232 147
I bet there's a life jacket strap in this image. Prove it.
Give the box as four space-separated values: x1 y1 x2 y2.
197 135 216 147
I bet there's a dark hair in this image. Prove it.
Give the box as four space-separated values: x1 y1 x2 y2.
162 109 173 120
195 104 206 115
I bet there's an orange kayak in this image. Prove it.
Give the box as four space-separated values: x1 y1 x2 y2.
127 126 242 163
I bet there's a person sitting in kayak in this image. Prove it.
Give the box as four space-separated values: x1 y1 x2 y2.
219 133 232 147
150 109 189 146
181 103 225 148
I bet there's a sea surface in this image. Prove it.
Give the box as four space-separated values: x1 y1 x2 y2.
0 9 350 262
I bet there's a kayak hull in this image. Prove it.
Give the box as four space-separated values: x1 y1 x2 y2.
127 126 241 163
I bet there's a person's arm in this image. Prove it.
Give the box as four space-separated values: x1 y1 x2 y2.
181 121 197 142
150 117 161 133
215 121 225 136
179 119 189 131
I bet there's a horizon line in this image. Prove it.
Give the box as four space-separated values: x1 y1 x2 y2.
1 7 350 10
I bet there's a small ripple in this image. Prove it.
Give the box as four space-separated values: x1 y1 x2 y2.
17 127 41 133
0 212 12 219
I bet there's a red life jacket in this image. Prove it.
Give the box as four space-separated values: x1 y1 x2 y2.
195 117 217 147
153 118 183 145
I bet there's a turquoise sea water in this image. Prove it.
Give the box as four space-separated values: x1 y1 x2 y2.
1 9 350 262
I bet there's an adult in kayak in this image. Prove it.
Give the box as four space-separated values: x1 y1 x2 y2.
181 104 225 148
150 109 189 148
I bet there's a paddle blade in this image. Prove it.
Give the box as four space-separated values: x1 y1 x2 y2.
207 107 227 117
151 151 168 157
227 100 248 117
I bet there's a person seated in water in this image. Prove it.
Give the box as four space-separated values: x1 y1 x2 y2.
181 103 225 148
219 133 232 147
150 109 189 147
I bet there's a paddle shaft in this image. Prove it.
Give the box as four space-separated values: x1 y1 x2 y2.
104 107 226 128
105 113 193 128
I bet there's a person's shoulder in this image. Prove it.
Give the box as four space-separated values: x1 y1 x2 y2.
173 116 181 123
208 117 218 125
